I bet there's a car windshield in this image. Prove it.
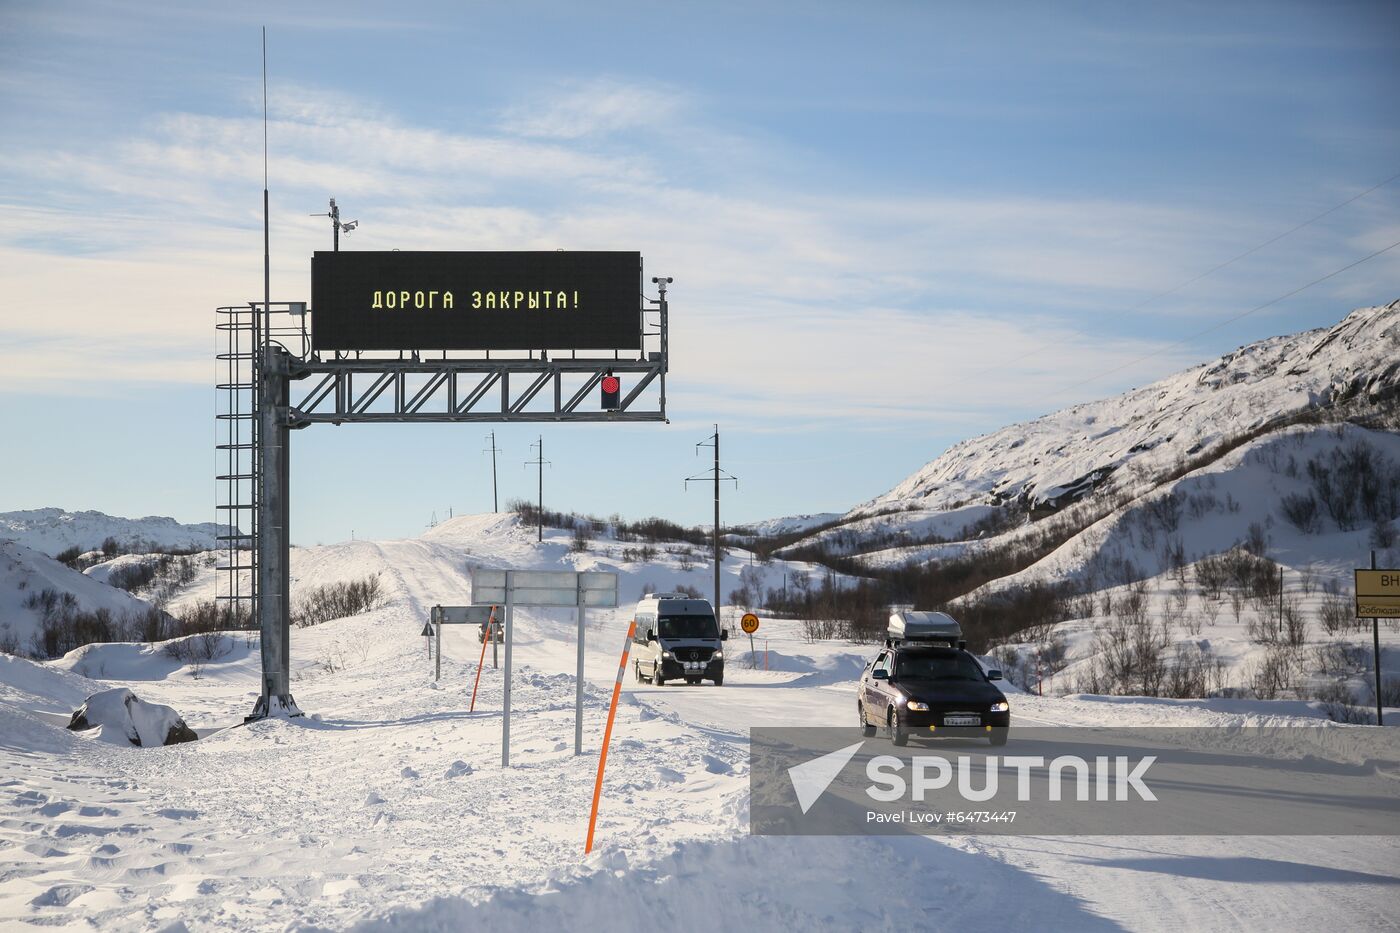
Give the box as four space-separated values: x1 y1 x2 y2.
658 614 719 639
894 652 985 682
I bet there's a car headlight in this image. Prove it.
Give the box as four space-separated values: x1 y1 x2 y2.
661 650 673 659
906 701 930 711
712 651 723 660
989 701 1009 712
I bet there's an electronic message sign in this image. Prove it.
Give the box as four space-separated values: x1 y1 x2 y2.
311 251 642 352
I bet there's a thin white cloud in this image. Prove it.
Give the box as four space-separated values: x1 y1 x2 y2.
1 80 1394 419
498 77 685 139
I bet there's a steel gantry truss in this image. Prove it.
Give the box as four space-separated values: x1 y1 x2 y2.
287 355 666 425
219 287 670 721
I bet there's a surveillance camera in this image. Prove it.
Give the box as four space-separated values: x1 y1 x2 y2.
651 276 673 284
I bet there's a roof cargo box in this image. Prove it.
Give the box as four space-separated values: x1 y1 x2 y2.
887 609 962 645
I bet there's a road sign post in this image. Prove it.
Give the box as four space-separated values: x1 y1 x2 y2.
1356 558 1398 726
742 612 760 669
586 618 636 854
470 612 490 712
472 569 618 766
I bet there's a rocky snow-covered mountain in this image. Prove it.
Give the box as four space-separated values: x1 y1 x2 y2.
0 508 228 557
859 301 1399 518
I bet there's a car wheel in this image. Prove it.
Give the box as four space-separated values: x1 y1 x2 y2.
634 661 644 684
988 729 1009 747
712 674 724 687
654 664 665 687
859 702 876 737
888 708 908 747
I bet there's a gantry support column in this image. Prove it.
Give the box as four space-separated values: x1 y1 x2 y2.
249 345 300 720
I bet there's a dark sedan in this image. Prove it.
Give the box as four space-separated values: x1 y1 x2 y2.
858 644 1010 746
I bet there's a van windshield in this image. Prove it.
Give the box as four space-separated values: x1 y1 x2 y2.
658 614 719 639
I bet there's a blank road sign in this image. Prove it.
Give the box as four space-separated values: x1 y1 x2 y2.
471 569 619 608
432 605 496 625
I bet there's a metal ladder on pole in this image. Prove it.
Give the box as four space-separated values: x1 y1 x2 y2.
215 304 260 630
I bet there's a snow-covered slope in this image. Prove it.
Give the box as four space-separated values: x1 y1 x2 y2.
860 301 1400 517
0 541 160 657
978 423 1400 597
735 513 842 537
0 508 228 557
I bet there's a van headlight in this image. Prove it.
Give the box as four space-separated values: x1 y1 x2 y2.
989 701 1010 712
661 650 673 659
906 701 930 711
712 651 723 660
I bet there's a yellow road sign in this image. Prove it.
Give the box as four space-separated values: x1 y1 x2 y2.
741 613 760 634
1355 569 1400 619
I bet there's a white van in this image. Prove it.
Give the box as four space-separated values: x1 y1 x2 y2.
631 594 727 686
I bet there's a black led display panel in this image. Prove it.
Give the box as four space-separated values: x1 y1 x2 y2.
311 251 642 351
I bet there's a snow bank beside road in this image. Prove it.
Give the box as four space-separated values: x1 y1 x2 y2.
342 833 1118 933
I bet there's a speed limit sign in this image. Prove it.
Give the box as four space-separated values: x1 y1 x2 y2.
741 613 760 634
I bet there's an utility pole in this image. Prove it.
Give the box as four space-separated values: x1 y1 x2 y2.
484 431 502 513
526 436 550 542
310 197 358 251
686 425 737 620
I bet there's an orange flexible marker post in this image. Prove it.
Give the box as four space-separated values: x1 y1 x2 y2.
469 606 496 712
585 619 635 854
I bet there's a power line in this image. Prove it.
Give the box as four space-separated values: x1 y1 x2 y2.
1129 170 1400 312
1046 236 1400 400
961 169 1400 384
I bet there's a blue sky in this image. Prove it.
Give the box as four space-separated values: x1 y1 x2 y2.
1 0 1397 544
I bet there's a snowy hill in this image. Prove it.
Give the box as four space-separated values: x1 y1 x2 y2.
0 507 228 557
0 541 161 658
861 301 1399 518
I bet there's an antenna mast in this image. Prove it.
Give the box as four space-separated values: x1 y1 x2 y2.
261 26 270 344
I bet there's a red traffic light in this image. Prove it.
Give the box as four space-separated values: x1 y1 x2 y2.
601 373 621 410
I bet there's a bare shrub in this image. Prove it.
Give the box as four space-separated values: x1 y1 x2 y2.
291 575 385 627
1316 593 1352 636
1313 642 1367 676
1163 642 1227 699
1312 680 1375 724
1244 647 1297 700
1281 597 1308 647
1279 493 1320 534
1365 676 1400 710
163 631 232 666
1371 519 1397 550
